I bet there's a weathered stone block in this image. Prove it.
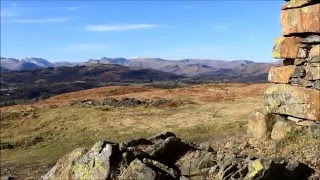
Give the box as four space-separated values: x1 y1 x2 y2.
292 65 306 78
42 148 88 179
294 58 307 65
290 77 314 87
301 35 320 44
314 80 320 90
305 65 320 80
296 120 316 126
309 56 320 64
43 141 120 180
281 4 320 35
122 159 158 179
264 84 320 121
268 65 295 83
281 0 316 9
271 121 294 141
272 37 301 59
297 47 309 58
309 45 320 58
247 111 276 140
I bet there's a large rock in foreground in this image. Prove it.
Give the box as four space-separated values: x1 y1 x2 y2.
264 84 320 121
280 4 320 35
42 142 120 179
42 132 317 179
247 111 276 140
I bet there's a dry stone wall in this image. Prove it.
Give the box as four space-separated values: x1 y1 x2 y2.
267 0 320 122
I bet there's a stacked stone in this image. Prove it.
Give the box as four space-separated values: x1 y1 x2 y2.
265 0 320 123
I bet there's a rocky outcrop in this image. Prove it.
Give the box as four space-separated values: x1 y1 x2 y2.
280 3 320 35
70 97 185 108
43 132 316 179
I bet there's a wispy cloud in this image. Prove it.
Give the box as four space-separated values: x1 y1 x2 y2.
9 18 70 23
211 25 228 30
85 24 159 32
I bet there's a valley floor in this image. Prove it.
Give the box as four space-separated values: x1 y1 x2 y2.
0 83 271 179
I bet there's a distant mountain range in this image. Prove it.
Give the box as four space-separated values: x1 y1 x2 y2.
0 57 55 71
0 57 279 106
0 57 277 77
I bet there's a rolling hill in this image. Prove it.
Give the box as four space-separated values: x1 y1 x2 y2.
0 64 182 106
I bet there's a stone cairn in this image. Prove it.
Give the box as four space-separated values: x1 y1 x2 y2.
268 0 320 122
249 0 320 141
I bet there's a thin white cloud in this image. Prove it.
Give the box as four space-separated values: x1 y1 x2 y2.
211 25 228 30
85 24 159 32
9 18 70 23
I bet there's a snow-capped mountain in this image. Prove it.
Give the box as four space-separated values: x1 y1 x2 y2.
1 56 276 78
0 57 54 71
20 57 54 67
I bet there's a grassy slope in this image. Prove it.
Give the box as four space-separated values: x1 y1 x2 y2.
0 83 270 178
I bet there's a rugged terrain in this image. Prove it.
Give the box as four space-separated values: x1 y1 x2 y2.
1 83 271 179
0 61 273 107
0 64 182 106
2 82 320 179
1 57 275 78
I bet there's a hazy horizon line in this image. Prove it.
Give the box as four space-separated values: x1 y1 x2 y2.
1 56 275 63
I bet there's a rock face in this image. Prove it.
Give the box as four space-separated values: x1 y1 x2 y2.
268 65 295 83
305 65 320 80
281 0 316 9
264 84 320 121
42 142 120 180
272 37 301 59
271 121 295 141
247 111 277 140
265 0 320 123
301 35 320 44
43 132 316 179
309 44 320 58
281 4 320 35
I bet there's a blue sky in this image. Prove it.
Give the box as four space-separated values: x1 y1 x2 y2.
1 1 283 62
